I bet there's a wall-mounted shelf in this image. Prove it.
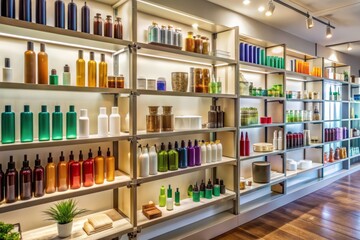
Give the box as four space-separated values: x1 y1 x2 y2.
137 89 237 99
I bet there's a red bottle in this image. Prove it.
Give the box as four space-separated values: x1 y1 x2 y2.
70 151 82 189
83 149 94 187
0 163 4 202
68 151 75 179
33 154 44 197
20 155 32 200
240 132 245 156
245 132 250 156
5 156 18 203
299 133 304 146
287 132 292 149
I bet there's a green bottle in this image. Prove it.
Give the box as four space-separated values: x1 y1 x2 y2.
213 179 220 197
66 105 77 139
20 105 33 142
175 188 180 206
158 143 168 172
49 69 58 85
38 105 50 141
52 105 63 140
192 183 200 202
159 185 166 207
1 105 15 144
168 142 178 171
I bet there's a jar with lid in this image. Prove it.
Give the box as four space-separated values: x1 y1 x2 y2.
202 68 210 93
147 79 156 90
116 75 124 88
202 37 210 55
146 106 161 132
166 25 174 45
107 76 115 88
114 17 123 39
160 25 167 44
104 15 113 38
157 77 166 91
93 13 103 36
161 106 174 131
313 103 321 120
149 22 160 43
173 28 179 46
194 35 203 54
185 32 195 52
194 68 203 93
137 77 146 89
176 28 183 48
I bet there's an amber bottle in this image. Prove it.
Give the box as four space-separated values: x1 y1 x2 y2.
114 17 123 39
24 41 36 84
45 153 56 194
95 147 105 184
57 151 68 192
106 148 115 181
83 149 94 187
104 15 113 38
99 54 107 88
76 50 86 87
88 52 97 87
37 43 48 84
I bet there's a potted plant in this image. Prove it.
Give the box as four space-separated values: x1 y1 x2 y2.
44 199 86 238
0 222 21 240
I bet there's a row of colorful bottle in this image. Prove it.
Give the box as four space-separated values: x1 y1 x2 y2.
1 105 121 144
138 140 223 177
1 0 123 39
329 86 341 101
148 22 182 48
239 43 266 65
185 32 210 55
208 103 225 128
0 148 115 203
239 132 250 156
286 132 305 149
324 127 348 142
286 106 320 123
324 147 347 163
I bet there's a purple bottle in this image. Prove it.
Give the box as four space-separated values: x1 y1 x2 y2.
0 164 4 202
194 139 201 166
252 46 257 64
239 43 245 61
187 140 195 167
343 127 348 139
324 128 329 142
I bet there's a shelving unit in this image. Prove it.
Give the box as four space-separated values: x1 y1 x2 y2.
0 0 359 239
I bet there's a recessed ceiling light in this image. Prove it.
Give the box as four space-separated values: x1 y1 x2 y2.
243 0 250 5
258 6 265 12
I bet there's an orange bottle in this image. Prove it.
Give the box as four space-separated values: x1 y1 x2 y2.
38 43 48 84
57 151 68 192
106 148 115 181
95 147 105 184
24 41 36 84
45 153 56 193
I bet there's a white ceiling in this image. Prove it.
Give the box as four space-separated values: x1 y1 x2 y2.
208 0 360 57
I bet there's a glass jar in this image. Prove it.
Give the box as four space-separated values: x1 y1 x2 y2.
147 79 156 90
202 36 210 55
185 31 195 52
161 106 174 131
239 80 249 96
104 15 113 38
149 22 160 43
146 106 161 132
202 68 210 93
313 103 321 120
288 110 294 122
157 77 166 91
176 28 183 48
114 17 123 39
194 35 203 54
160 25 167 44
166 25 174 45
93 13 103 36
116 75 124 88
107 76 115 88
194 68 203 93
173 28 179 46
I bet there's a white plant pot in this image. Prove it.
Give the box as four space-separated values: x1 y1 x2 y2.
57 221 73 238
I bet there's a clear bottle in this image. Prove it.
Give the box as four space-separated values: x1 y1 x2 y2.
93 13 103 36
114 17 123 39
104 15 113 38
149 22 160 43
20 105 33 142
88 52 97 87
166 25 174 45
37 43 48 84
45 153 56 194
24 41 36 84
52 106 63 140
63 64 71 85
106 148 115 181
76 50 86 86
95 147 105 184
79 109 90 138
57 152 68 192
176 28 183 48
146 106 161 132
98 107 108 137
109 107 121 136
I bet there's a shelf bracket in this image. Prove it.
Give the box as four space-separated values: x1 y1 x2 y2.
127 182 141 188
127 228 141 240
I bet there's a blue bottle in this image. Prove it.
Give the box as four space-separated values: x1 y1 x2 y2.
157 77 166 91
19 0 32 22
54 0 65 28
252 46 257 64
256 47 260 64
5 0 15 18
67 0 77 31
244 43 249 62
36 0 46 24
178 140 188 168
248 45 253 63
239 43 245 61
81 2 90 33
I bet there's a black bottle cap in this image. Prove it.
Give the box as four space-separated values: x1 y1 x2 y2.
55 105 61 112
160 142 165 151
146 144 149 149
88 149 93 158
194 139 199 146
210 105 216 111
4 58 10 68
69 151 74 161
23 155 30 168
64 64 70 73
107 148 111 157
60 151 65 161
35 154 41 166
8 156 15 170
174 141 179 149
27 41 34 51
90 52 95 60
215 178 220 185
79 150 83 160
168 142 172 150
176 187 179 192
97 147 102 156
188 140 192 147
41 105 47 112
220 179 224 185
40 43 45 52
48 153 53 163
5 105 11 112
181 140 186 148
24 105 30 112
207 179 212 188
69 105 75 112
202 140 205 143
101 53 105 62
200 180 205 191
217 106 221 111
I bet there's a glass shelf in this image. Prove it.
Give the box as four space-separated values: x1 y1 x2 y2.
137 89 236 99
240 150 285 161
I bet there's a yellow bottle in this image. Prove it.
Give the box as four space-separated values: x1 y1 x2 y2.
45 153 56 194
88 51 97 87
106 148 115 181
57 152 68 192
99 53 107 88
76 50 85 86
95 147 105 184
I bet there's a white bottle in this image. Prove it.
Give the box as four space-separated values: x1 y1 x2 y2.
78 109 89 138
139 147 149 177
3 58 13 82
109 107 121 136
137 145 142 177
201 141 207 164
124 112 130 133
98 107 108 137
149 145 158 175
166 185 174 211
273 130 278 150
206 142 212 163
278 130 283 150
216 140 222 162
211 142 217 162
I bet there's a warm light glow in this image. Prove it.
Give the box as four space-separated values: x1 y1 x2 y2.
258 6 265 12
265 0 275 16
326 25 332 38
138 53 213 66
271 46 283 54
192 23 199 29
306 15 314 29
347 43 352 51
243 0 251 5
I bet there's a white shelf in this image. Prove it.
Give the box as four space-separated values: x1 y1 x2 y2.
137 89 237 99
239 172 285 195
240 150 285 161
239 61 284 74
239 123 284 129
0 171 131 214
137 190 236 228
137 127 236 139
137 157 236 184
286 163 323 178
22 209 133 240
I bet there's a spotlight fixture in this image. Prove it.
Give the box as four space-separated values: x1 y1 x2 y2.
258 6 265 12
347 43 352 51
306 13 314 29
265 0 275 16
326 22 332 38
243 0 250 5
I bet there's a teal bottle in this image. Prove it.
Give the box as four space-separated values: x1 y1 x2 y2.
1 105 15 144
20 105 33 142
52 105 63 140
158 142 168 172
168 142 178 171
38 105 50 141
66 105 77 139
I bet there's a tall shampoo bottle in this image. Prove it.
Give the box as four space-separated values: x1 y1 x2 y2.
24 41 36 84
109 107 121 136
105 148 115 181
38 43 48 84
98 107 108 137
76 50 85 86
95 147 105 184
79 109 90 138
57 151 68 192
45 153 56 194
149 145 158 175
139 147 149 177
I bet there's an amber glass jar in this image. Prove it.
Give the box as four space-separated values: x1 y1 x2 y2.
104 15 113 38
114 17 123 39
194 68 203 93
161 106 174 131
202 68 210 93
116 75 125 88
93 13 103 36
194 35 203 54
146 106 161 132
202 37 210 55
107 76 115 88
185 31 195 52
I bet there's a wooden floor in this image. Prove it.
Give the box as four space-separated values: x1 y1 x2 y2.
214 171 360 240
